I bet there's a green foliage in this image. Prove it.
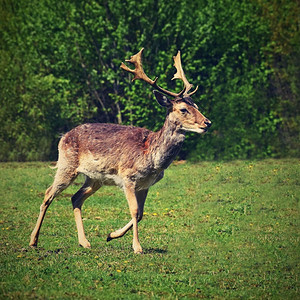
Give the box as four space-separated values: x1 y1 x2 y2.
0 0 299 161
0 160 299 298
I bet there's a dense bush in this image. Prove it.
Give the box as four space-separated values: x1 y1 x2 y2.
0 0 299 161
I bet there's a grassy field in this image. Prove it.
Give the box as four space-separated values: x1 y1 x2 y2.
0 159 299 299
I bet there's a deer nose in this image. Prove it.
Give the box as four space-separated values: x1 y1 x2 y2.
204 119 212 128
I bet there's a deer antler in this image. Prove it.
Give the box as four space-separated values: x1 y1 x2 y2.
121 48 185 98
172 51 198 97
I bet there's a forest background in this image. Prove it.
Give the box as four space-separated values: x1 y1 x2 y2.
0 0 299 162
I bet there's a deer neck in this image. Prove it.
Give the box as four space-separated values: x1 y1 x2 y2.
148 114 185 170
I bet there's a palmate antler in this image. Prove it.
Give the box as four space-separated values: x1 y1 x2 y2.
120 48 198 98
172 51 198 97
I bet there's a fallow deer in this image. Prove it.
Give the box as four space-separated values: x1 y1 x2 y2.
29 48 211 254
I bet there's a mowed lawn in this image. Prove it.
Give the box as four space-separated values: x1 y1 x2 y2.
0 159 299 299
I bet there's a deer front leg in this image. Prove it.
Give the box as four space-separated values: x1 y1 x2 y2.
107 190 147 242
124 185 143 254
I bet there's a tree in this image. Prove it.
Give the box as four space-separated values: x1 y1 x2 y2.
0 0 298 161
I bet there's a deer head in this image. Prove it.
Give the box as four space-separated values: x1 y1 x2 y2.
120 48 211 134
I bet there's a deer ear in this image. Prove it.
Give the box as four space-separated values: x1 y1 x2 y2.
153 91 172 107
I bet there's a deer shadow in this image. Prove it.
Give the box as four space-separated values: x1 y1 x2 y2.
143 248 168 254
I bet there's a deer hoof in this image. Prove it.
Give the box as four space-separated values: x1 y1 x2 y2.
79 241 91 248
133 244 143 254
29 239 38 248
106 233 113 242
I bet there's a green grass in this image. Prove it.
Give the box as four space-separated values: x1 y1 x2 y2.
0 159 299 299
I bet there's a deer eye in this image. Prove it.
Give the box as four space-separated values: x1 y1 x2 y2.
180 108 189 114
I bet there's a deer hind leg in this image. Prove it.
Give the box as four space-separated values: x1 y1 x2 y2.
29 167 77 247
72 177 101 248
107 189 148 253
